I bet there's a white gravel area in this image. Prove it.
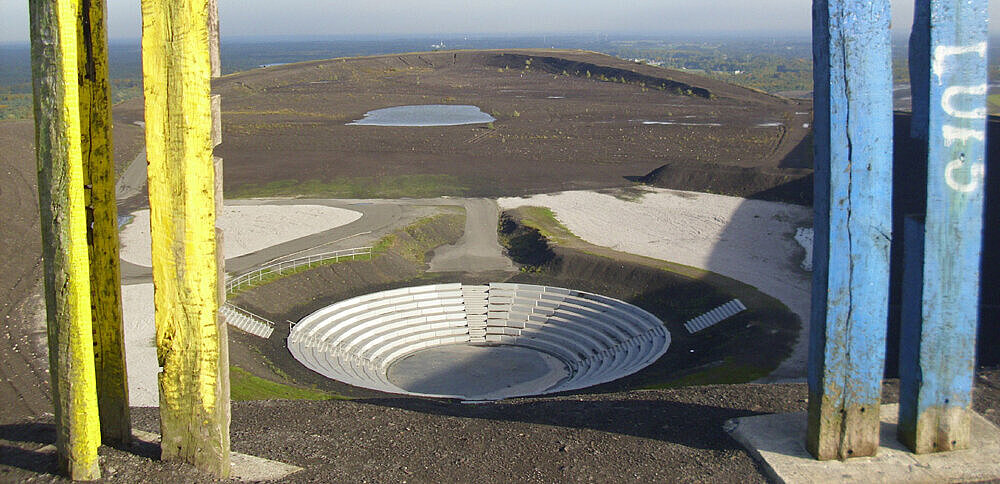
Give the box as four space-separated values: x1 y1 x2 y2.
119 204 362 267
499 188 813 381
121 283 158 407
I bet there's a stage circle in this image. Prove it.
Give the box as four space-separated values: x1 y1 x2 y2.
287 283 669 400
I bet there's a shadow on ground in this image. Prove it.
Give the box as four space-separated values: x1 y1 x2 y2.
0 422 58 474
354 393 782 451
0 421 160 476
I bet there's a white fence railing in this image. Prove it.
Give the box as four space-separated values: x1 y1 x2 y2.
225 246 372 294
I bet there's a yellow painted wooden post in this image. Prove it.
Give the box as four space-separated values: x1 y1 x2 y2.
28 0 102 479
76 0 131 446
140 0 230 477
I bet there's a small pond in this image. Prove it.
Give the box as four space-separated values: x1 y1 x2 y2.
348 105 495 127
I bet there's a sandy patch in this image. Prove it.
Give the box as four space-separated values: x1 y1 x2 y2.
499 188 813 381
120 204 362 267
121 283 158 407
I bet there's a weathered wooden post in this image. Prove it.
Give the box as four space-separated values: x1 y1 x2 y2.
140 0 231 476
29 0 102 479
30 0 135 477
898 0 988 454
77 0 132 447
807 0 894 460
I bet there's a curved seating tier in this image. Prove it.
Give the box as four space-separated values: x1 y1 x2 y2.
287 283 670 399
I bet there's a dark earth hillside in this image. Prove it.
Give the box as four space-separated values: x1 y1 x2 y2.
105 49 814 199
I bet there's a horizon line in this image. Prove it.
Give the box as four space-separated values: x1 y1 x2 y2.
4 30 819 46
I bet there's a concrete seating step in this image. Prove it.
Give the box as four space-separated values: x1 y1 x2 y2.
287 283 671 399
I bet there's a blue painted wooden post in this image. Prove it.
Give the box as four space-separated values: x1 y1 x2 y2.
807 0 894 460
898 0 988 454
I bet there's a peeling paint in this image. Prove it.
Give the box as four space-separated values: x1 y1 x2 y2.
898 0 987 455
807 0 893 461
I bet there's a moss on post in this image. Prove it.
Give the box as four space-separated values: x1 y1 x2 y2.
76 0 131 447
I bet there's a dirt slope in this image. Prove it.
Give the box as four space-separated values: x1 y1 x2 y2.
0 120 50 425
0 115 145 425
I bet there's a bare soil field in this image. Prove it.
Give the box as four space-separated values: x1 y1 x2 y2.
0 120 50 426
2 373 997 483
137 49 813 199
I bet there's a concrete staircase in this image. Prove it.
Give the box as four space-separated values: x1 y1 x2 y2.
684 299 747 334
463 285 488 343
221 303 275 339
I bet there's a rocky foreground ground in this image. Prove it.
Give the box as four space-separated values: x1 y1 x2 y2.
1 371 997 483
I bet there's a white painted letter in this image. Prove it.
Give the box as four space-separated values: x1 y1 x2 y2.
942 84 988 119
942 125 986 147
945 159 986 193
932 42 987 84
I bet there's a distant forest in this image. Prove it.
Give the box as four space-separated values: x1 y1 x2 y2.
2 34 999 120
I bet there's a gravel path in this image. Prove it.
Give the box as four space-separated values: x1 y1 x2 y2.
115 148 147 200
428 198 515 273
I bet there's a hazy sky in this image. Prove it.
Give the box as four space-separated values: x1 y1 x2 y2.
0 0 995 44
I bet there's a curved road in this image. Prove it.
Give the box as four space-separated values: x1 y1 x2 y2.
116 148 147 201
114 146 515 280
120 197 516 283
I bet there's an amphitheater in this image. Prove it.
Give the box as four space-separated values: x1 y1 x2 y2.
287 283 670 400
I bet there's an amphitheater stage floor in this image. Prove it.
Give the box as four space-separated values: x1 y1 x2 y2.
386 344 569 401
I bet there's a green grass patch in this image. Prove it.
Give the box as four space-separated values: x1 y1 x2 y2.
230 366 344 401
371 233 397 254
229 174 468 199
391 213 466 264
513 206 579 245
641 358 771 389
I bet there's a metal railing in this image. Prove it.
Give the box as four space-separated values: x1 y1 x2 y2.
221 303 276 338
225 246 372 294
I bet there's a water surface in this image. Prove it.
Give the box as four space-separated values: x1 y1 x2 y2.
348 104 495 127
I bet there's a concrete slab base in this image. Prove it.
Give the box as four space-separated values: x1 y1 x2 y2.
36 429 302 480
129 430 302 481
727 404 1000 483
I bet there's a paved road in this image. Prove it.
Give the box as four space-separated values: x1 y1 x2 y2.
116 148 147 200
428 198 516 273
120 197 516 283
114 147 515 279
